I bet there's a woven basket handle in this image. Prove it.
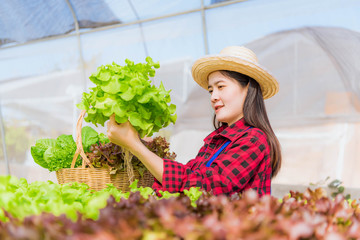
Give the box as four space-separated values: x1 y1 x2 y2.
71 110 94 169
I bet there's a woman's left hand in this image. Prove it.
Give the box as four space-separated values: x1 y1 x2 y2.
107 115 141 151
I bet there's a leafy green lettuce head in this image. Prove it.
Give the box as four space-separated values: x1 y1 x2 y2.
31 134 80 172
77 57 176 138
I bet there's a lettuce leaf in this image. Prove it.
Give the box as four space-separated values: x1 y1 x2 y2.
98 133 109 144
30 139 56 169
81 126 99 152
45 134 79 171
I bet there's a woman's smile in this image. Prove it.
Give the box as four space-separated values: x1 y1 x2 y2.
214 104 224 113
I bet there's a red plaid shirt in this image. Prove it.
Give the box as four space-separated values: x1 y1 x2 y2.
153 118 271 197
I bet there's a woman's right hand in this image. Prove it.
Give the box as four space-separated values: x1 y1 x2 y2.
107 115 164 183
107 115 141 151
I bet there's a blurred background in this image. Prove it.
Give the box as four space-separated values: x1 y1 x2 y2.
1 0 360 193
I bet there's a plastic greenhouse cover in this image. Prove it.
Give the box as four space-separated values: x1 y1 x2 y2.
105 0 202 22
173 27 360 133
0 0 120 46
0 0 207 47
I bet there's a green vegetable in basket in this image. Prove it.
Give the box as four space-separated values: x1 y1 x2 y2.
31 127 109 171
76 57 177 138
81 126 99 152
31 134 80 171
31 139 56 169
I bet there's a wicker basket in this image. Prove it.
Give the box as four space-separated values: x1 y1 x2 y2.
56 110 154 191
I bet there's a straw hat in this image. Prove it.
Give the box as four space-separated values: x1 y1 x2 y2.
191 46 279 99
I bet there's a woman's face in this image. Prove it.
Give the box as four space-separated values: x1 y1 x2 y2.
208 71 249 126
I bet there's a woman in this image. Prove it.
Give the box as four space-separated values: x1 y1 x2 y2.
107 46 281 197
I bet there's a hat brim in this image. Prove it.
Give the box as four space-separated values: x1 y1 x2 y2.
191 55 279 99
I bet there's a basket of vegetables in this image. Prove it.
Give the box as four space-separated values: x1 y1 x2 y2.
32 57 177 191
55 110 176 191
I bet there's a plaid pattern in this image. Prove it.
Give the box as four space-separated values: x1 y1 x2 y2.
153 118 271 197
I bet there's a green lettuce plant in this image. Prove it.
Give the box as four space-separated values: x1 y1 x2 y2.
0 175 202 222
30 135 79 171
30 127 107 171
77 57 177 138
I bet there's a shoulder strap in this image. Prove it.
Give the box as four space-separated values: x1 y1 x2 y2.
205 126 253 167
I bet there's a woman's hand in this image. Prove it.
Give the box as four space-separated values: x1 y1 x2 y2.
107 114 164 183
107 115 141 151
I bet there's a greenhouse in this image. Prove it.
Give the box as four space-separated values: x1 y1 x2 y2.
1 0 360 238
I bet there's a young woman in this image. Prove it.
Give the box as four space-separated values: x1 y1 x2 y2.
107 46 281 197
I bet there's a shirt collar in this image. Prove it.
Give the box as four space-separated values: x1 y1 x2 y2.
218 117 251 141
204 118 251 143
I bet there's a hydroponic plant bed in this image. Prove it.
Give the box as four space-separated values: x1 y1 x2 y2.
1 175 360 240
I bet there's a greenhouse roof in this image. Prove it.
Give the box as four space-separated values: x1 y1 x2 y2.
0 0 233 48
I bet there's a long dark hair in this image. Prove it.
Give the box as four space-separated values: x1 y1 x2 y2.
213 70 282 178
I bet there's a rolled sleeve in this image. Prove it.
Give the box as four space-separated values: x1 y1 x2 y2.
153 159 202 193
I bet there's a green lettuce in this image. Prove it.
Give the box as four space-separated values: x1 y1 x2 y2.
30 139 56 169
98 133 110 144
31 127 109 171
0 176 203 222
81 126 99 152
77 57 177 138
44 134 79 171
31 135 81 172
